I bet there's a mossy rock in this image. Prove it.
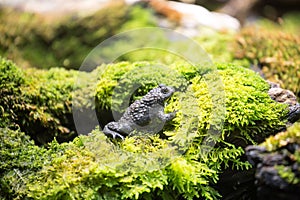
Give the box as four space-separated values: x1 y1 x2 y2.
0 3 157 69
233 16 300 98
246 122 300 198
0 59 291 199
96 61 288 146
1 57 289 146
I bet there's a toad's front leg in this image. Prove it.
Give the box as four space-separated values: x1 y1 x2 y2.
158 110 177 122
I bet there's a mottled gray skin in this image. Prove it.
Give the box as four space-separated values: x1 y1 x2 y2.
103 84 176 140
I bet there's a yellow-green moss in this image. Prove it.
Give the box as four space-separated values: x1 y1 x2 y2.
0 60 291 199
0 127 219 200
96 62 288 146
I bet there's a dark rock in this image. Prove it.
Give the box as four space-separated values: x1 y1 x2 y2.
257 185 300 200
267 81 300 124
246 141 300 199
288 104 300 123
256 166 290 189
261 153 286 166
245 145 267 166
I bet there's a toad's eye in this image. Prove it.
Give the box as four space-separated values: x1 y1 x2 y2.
161 88 169 94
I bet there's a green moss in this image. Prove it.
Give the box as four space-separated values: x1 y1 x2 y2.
0 127 219 200
0 127 65 199
216 63 287 143
0 128 46 172
117 28 238 65
96 62 288 146
194 28 235 63
95 61 189 113
119 5 157 31
0 57 93 144
281 12 300 33
0 58 25 128
233 18 300 98
257 12 300 34
1 60 291 199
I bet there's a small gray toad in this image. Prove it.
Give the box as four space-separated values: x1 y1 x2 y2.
103 84 177 140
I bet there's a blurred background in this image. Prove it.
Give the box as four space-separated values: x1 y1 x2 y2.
0 0 299 69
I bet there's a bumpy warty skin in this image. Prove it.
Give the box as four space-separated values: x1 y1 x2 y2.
103 84 176 140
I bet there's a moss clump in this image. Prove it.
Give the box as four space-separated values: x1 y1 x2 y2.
0 127 69 199
0 2 156 69
0 57 92 144
259 122 300 185
0 58 25 128
233 19 300 98
96 62 288 144
0 127 219 200
0 128 49 173
0 60 291 199
95 61 190 112
167 63 288 148
93 61 288 198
